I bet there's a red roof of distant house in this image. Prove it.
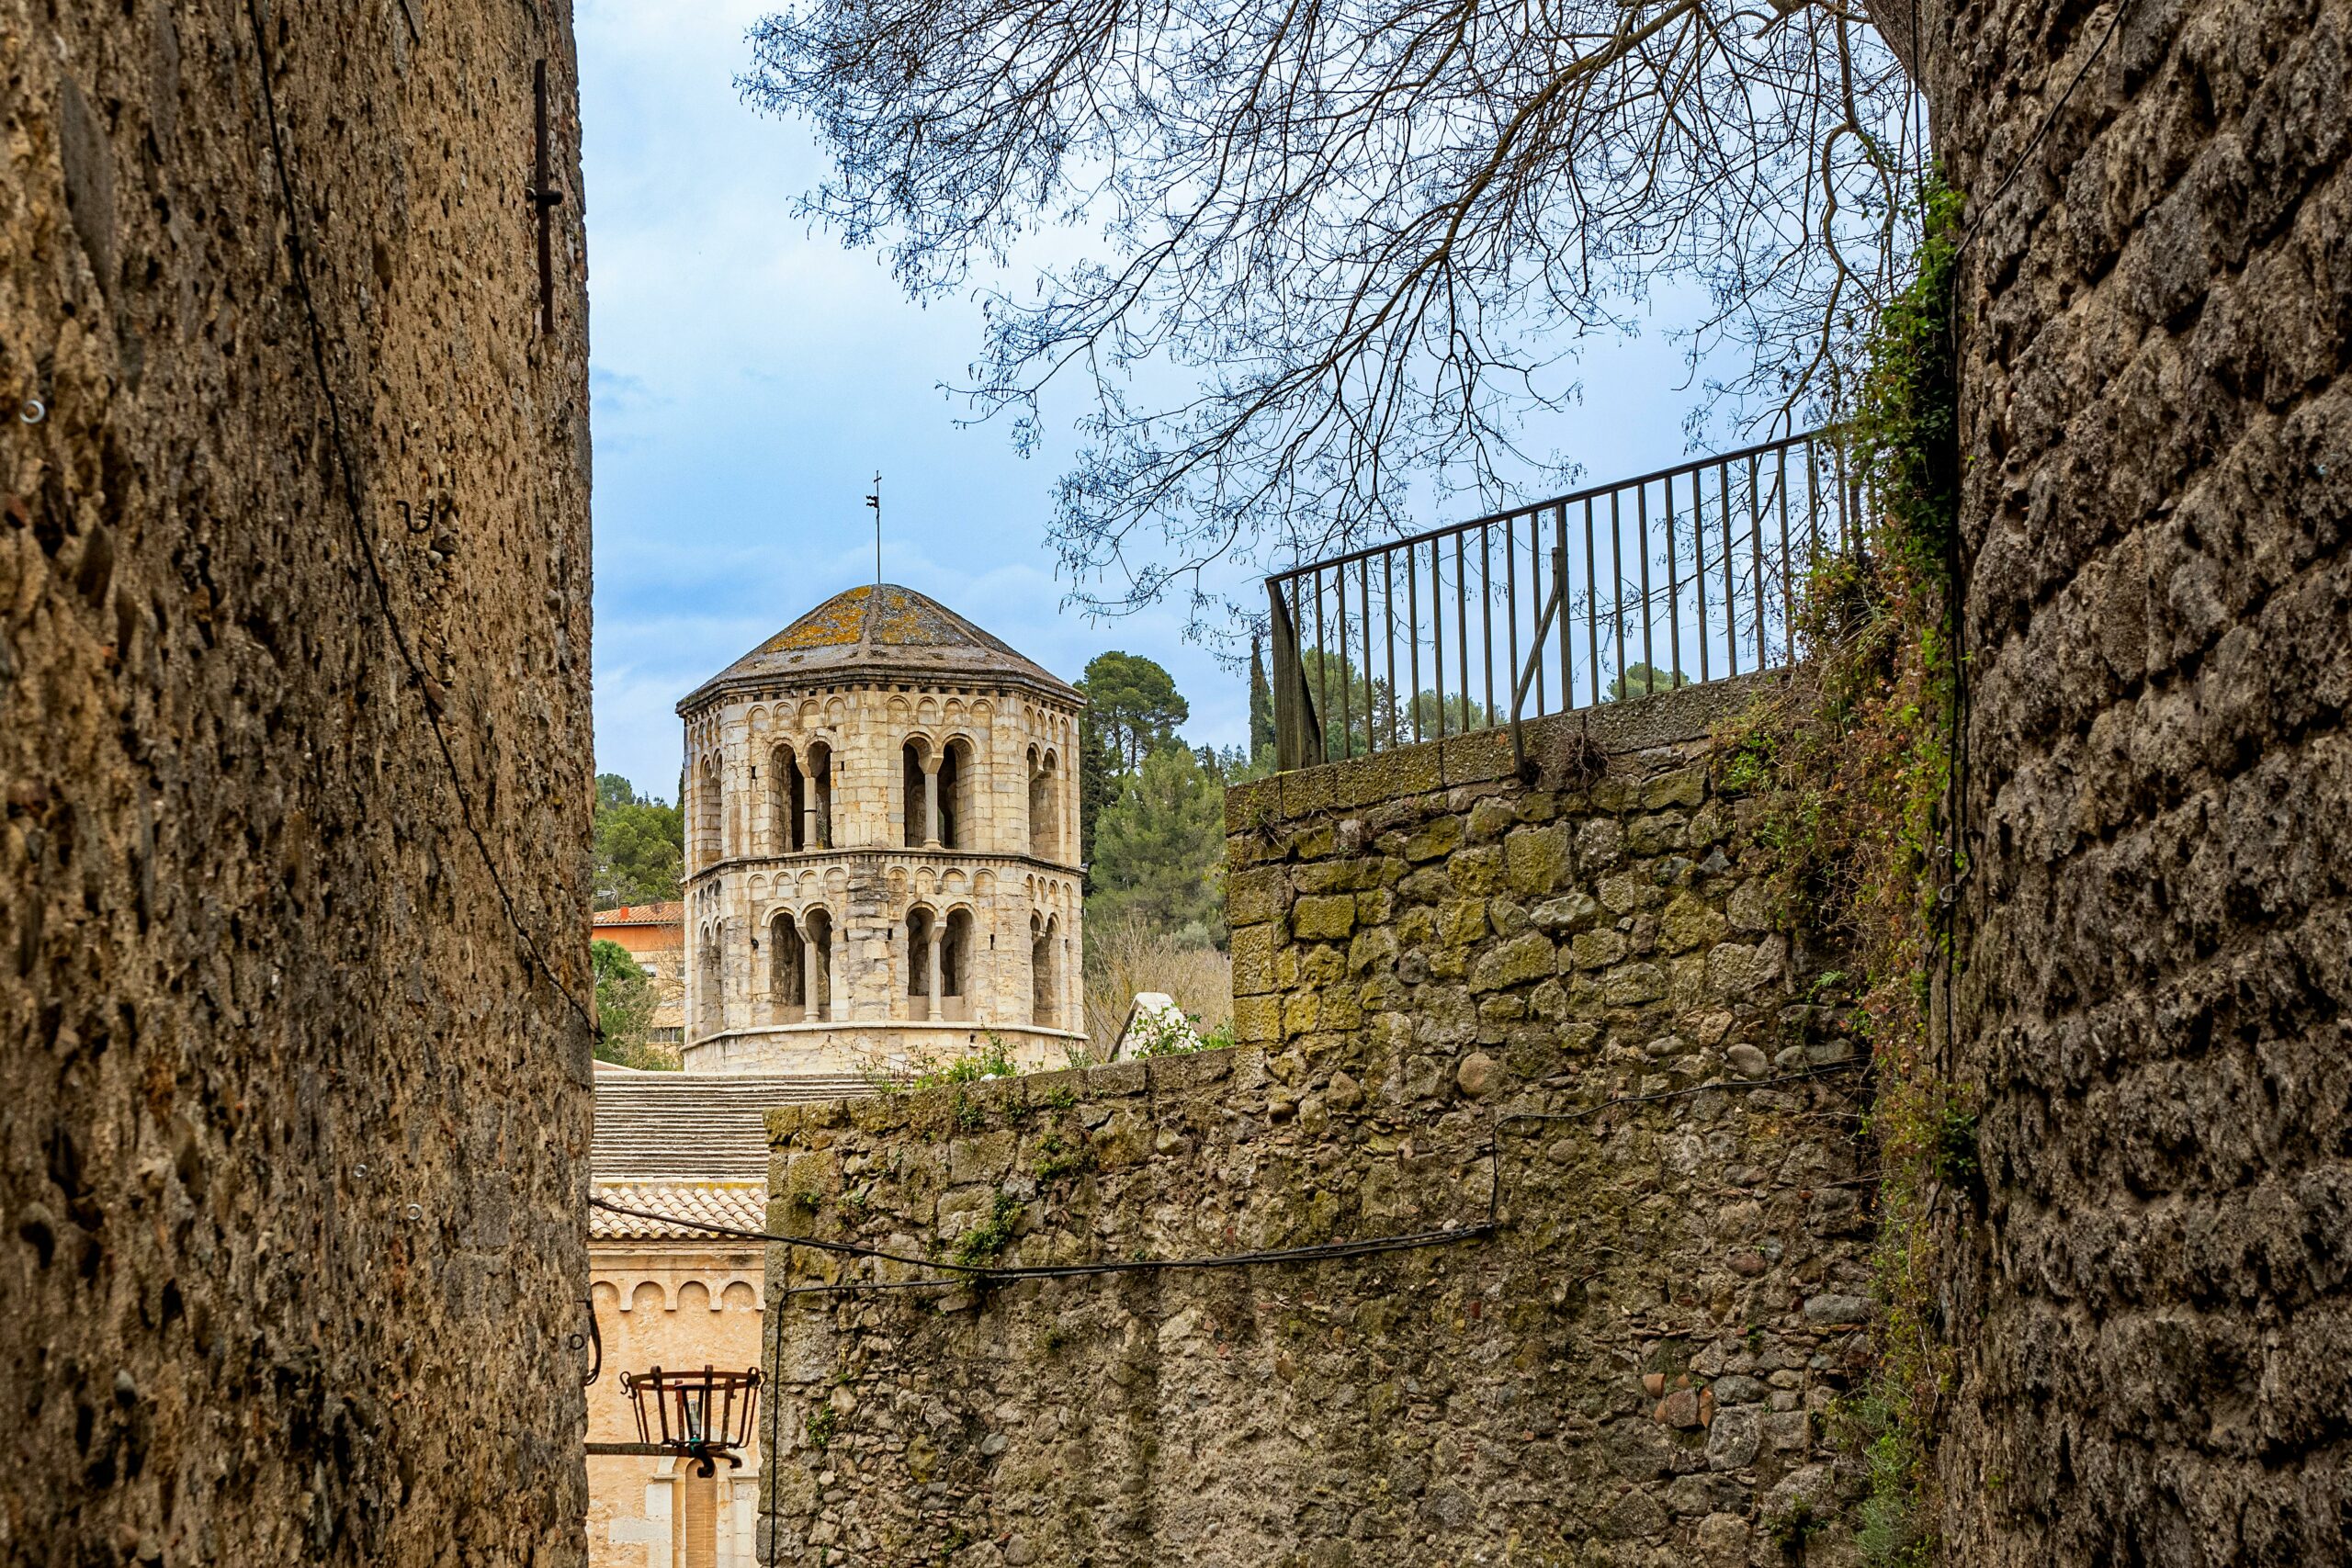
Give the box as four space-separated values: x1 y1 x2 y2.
594 901 684 928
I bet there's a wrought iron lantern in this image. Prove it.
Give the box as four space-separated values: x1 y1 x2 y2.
616 1364 763 1477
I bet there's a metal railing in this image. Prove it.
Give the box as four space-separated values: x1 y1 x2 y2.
1266 429 1862 773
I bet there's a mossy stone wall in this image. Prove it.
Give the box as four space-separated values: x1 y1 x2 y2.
762 692 1882 1566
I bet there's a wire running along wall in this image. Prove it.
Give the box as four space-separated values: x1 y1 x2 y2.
1266 430 1861 772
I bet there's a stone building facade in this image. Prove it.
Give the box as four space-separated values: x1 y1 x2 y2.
2 2 594 1563
759 692 1884 1565
587 1070 862 1568
676 585 1087 1073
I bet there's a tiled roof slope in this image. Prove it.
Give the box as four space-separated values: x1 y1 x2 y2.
591 1070 871 1180
678 583 1082 710
590 1179 768 1241
594 901 684 927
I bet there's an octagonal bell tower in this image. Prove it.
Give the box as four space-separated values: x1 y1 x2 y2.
675 585 1086 1073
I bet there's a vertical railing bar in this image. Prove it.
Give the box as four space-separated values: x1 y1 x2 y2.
1636 484 1655 696
1383 552 1397 750
1807 439 1823 567
1530 513 1544 717
1779 446 1794 667
1480 525 1496 730
1313 570 1330 761
1420 540 1439 742
1334 566 1351 760
1454 533 1469 734
1666 470 1683 695
1408 547 1423 745
1505 518 1521 731
1556 503 1571 714
1689 467 1708 686
1610 492 1625 705
1750 452 1768 671
1584 497 1600 710
1360 557 1375 754
1719 459 1737 679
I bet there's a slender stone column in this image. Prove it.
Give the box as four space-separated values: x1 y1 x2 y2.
802 925 820 1023
800 800 817 852
927 928 944 1021
922 758 942 848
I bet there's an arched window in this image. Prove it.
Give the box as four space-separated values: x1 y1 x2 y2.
937 738 972 850
695 755 722 867
906 906 937 1020
942 908 975 1022
902 739 935 847
695 920 724 1036
804 739 834 850
772 745 803 852
800 907 834 1022
1030 912 1057 1028
768 910 807 1022
1028 748 1059 860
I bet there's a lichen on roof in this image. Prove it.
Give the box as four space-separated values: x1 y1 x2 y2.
763 583 874 650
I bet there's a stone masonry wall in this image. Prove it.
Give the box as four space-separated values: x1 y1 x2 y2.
1 4 594 1563
761 692 1884 1566
1917 0 2352 1560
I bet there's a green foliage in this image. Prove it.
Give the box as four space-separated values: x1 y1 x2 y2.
951 1190 1024 1268
593 773 684 908
1605 661 1690 702
805 1402 838 1451
1713 176 1965 1568
1031 1133 1086 1182
1080 651 1191 771
1249 637 1276 766
867 1034 1020 1096
591 939 677 1070
1088 741 1229 943
1296 644 1494 756
1121 1003 1228 1057
1075 701 1121 872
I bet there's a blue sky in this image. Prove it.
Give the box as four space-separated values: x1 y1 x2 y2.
579 0 1723 799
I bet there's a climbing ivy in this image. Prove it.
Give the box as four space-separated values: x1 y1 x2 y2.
1715 176 1966 1568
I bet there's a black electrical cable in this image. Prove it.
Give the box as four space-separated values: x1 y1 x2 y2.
243 0 603 1045
1954 0 2134 257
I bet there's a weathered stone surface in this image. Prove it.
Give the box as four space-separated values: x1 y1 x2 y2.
763 684 1875 1565
1926 0 2352 1560
0 6 594 1562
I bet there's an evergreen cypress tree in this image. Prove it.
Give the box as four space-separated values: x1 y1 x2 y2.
1249 637 1275 765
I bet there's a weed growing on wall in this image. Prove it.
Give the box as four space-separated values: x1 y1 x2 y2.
1715 177 1965 1568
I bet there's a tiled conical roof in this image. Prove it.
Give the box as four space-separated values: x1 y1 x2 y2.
679 583 1081 711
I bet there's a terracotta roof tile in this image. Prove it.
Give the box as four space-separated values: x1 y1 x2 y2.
590 1179 768 1241
591 1071 871 1180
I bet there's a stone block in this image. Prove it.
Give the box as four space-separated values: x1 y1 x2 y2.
1503 823 1572 895
1289 894 1359 941
1470 933 1557 993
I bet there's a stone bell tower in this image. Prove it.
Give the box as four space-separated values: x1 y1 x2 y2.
674 585 1086 1072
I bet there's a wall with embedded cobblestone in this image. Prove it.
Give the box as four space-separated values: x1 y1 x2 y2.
1 3 594 1562
759 691 1884 1566
1914 0 2352 1560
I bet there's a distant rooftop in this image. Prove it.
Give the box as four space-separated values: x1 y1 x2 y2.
593 901 683 928
590 1068 870 1181
679 583 1082 710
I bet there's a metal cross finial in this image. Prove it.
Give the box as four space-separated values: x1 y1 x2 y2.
865 472 882 585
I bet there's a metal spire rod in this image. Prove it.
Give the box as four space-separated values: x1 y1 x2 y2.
865 471 881 585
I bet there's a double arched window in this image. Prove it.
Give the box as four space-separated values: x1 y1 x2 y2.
901 736 974 849
1030 911 1059 1028
906 906 973 1021
770 740 832 852
767 907 831 1023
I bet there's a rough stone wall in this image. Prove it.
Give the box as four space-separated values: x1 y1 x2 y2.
1918 0 2352 1559
0 3 594 1562
760 694 1885 1566
680 681 1084 1071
